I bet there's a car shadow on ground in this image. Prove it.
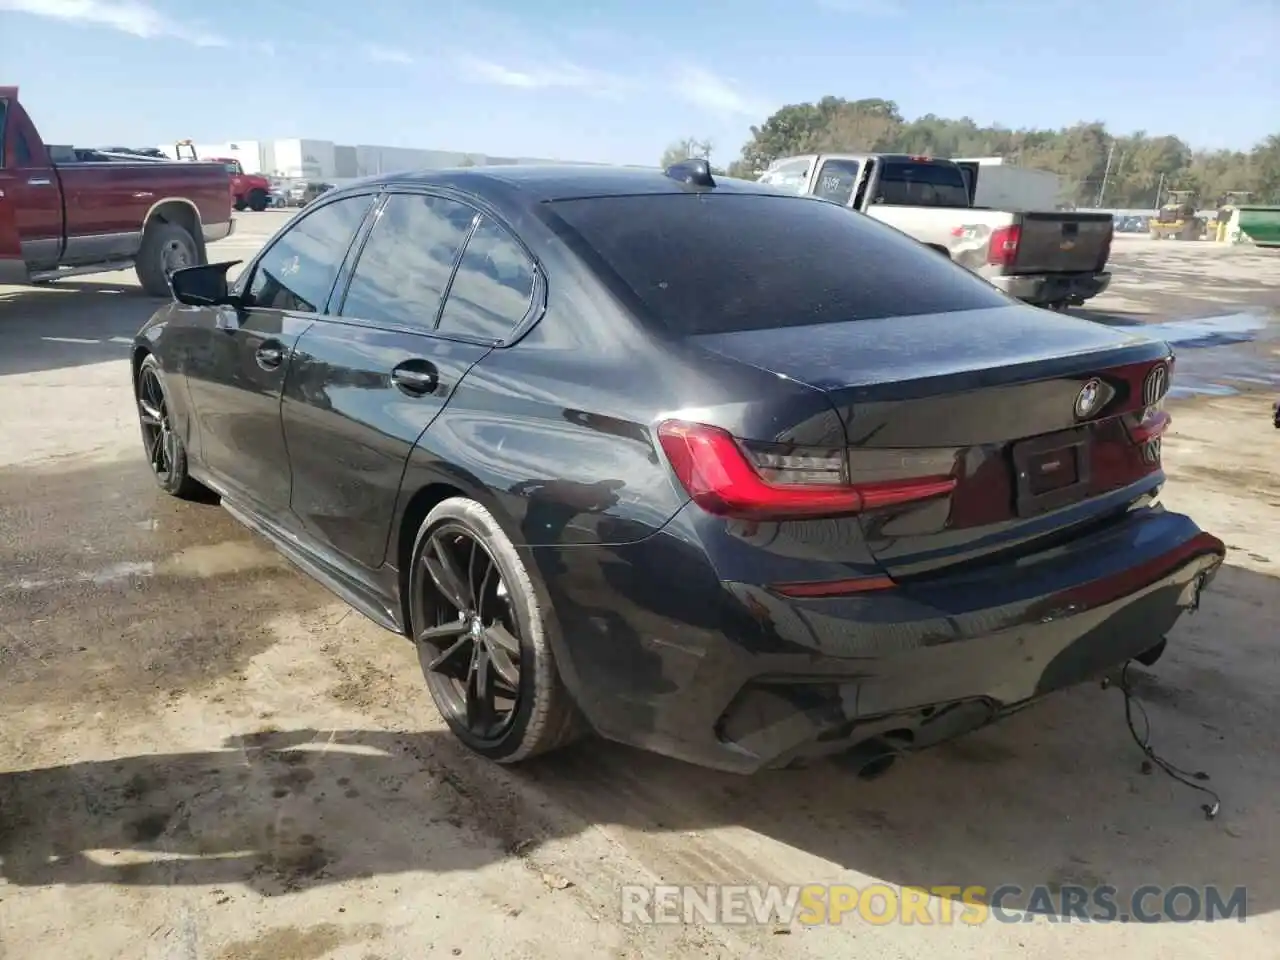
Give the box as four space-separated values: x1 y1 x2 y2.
0 280 162 377
1 563 1274 918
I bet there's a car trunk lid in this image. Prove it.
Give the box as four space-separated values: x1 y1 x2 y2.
689 305 1174 579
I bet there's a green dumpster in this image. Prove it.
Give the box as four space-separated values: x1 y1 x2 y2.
1236 205 1280 248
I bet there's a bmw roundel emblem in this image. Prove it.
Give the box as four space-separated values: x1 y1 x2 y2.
1074 378 1103 418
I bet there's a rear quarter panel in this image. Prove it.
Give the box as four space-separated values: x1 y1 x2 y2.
394 222 845 550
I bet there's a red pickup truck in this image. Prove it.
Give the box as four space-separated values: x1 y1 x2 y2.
0 86 234 297
174 142 272 212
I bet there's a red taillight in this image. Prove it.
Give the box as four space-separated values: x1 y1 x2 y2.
1127 409 1171 443
987 224 1021 267
655 420 957 521
1121 358 1174 446
771 575 896 598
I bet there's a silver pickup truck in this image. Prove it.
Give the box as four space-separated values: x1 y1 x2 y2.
759 153 1114 310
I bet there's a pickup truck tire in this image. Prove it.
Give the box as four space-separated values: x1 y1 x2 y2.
233 198 248 211
136 354 208 501
135 221 199 298
247 189 269 212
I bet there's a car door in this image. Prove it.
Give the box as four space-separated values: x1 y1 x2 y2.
281 191 542 572
182 192 376 515
0 92 62 269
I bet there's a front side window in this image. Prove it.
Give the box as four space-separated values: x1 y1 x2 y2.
247 195 373 312
339 193 478 329
436 217 537 341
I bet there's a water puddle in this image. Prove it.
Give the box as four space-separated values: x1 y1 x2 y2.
1139 311 1274 350
156 541 286 579
2 540 285 593
1113 311 1280 399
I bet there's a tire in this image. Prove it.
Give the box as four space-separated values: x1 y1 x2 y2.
247 189 268 212
408 497 582 763
135 353 207 500
234 198 247 211
135 221 199 297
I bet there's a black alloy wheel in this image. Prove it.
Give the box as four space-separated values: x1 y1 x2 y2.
135 354 206 500
408 497 582 763
415 523 524 741
137 363 179 486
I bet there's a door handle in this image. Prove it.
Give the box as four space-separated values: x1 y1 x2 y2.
255 340 286 370
390 360 439 397
27 177 52 186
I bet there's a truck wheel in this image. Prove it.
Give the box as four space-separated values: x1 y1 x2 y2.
136 221 198 298
247 189 268 212
233 197 247 211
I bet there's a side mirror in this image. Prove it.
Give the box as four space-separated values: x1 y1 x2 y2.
170 260 242 307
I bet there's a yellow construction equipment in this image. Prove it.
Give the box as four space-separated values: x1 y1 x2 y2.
1149 190 1204 240
1213 191 1252 242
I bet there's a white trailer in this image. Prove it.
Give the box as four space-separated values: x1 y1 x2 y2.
953 157 1067 211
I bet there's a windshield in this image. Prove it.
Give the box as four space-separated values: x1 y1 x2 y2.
873 160 971 208
550 192 1009 336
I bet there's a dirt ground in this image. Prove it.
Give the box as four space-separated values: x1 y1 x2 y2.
0 215 1277 959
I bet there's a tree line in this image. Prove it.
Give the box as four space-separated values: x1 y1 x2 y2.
663 97 1280 209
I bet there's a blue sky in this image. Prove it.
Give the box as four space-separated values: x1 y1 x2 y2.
3 0 1276 165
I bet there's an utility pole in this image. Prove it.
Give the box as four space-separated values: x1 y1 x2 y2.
1154 172 1165 212
1096 141 1116 207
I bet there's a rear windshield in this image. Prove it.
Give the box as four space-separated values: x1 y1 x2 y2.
874 161 970 208
549 193 1009 335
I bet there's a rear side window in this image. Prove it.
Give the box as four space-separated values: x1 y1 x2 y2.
758 158 810 195
550 193 1009 336
436 217 537 341
248 195 373 312
874 161 970 208
340 193 478 329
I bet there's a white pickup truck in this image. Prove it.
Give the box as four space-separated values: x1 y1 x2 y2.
758 153 1113 309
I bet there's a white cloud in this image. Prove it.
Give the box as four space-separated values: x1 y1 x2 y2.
0 0 226 45
669 65 770 118
362 43 414 65
455 54 625 94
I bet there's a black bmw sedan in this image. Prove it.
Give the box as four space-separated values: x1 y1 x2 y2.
133 160 1225 774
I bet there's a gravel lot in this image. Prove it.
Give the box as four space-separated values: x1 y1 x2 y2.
0 212 1277 959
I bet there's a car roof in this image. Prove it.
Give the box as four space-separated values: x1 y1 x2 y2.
332 164 797 204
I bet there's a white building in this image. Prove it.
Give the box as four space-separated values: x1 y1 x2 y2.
157 136 608 181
